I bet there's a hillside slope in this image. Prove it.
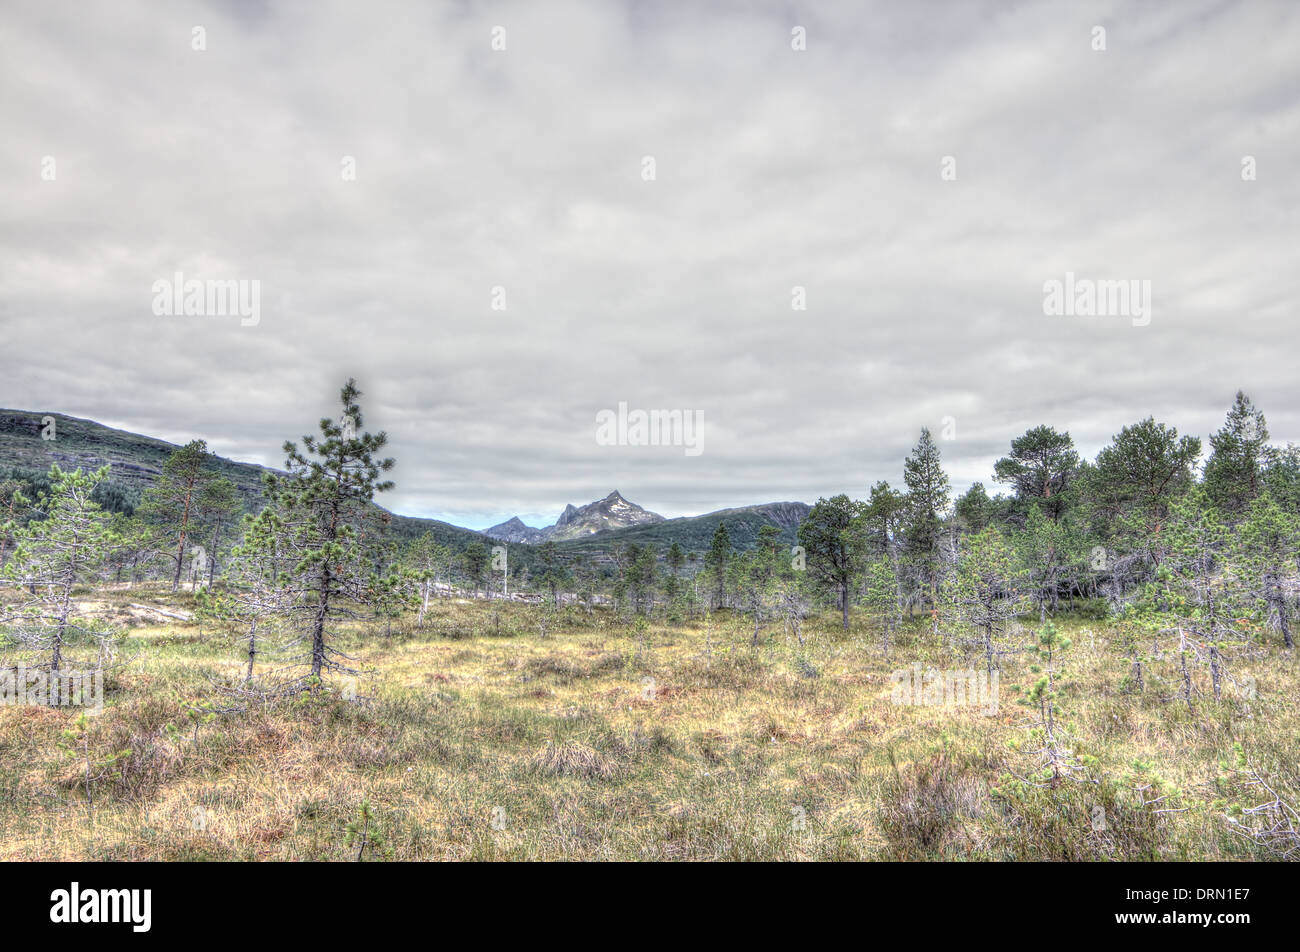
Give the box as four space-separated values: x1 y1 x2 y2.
0 409 808 560
551 500 811 561
0 408 491 551
0 409 270 506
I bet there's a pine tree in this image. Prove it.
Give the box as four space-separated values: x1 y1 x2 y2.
1137 487 1244 704
864 555 901 655
862 480 907 556
1017 502 1081 621
943 527 1024 676
242 379 397 688
0 477 32 568
459 542 489 596
104 515 157 587
1024 620 1075 781
407 532 452 623
993 425 1079 521
208 505 299 684
194 476 241 589
903 428 951 609
797 494 864 632
1203 391 1270 516
704 522 732 610
662 541 686 615
1237 491 1298 649
534 540 570 608
137 440 219 591
1085 417 1200 564
1 466 120 673
861 481 907 625
666 541 685 574
954 481 997 532
1262 444 1300 512
1163 487 1238 642
735 524 782 644
624 544 658 615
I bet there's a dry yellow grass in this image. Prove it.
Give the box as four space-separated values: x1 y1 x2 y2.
0 585 1295 860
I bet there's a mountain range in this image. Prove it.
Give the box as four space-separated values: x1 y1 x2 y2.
0 408 810 557
486 491 665 543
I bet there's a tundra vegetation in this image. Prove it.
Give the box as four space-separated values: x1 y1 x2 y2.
0 384 1296 860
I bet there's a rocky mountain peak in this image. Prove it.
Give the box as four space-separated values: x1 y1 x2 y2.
484 515 547 544
484 492 665 543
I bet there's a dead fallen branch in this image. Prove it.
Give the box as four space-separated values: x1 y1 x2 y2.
127 603 194 622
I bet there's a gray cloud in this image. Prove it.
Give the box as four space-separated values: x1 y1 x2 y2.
2 0 1297 529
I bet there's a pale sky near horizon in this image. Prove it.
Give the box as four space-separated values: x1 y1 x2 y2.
2 0 1298 530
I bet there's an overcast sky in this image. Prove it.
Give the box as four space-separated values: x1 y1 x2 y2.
2 0 1298 530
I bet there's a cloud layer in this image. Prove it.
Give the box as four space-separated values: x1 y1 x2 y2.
3 0 1297 529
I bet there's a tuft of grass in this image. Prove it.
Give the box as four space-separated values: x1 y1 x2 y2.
877 749 985 858
530 739 621 780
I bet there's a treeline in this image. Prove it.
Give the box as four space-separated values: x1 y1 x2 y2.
778 390 1300 707
1 384 1295 694
1 464 139 517
525 391 1299 660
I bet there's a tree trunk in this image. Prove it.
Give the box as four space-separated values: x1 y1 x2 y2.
53 594 70 673
310 565 331 684
208 521 220 587
1266 573 1293 649
1179 633 1193 709
245 618 258 682
171 532 186 592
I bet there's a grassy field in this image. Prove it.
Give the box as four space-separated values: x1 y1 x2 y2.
1 587 1295 861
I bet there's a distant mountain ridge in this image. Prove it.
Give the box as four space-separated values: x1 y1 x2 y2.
549 499 812 561
0 408 810 556
0 409 272 505
551 490 665 539
0 408 492 551
483 516 548 544
485 490 665 542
